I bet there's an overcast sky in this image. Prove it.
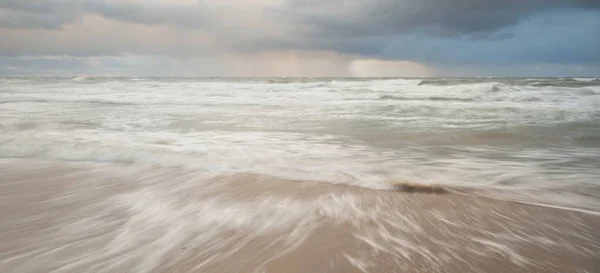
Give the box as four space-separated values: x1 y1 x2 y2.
1 0 599 77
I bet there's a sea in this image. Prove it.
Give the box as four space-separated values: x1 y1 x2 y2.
2 77 600 273
1 77 599 212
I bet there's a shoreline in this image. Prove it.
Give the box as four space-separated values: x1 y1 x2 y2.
1 159 599 273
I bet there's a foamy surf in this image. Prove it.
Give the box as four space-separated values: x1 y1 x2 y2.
0 160 598 273
1 77 599 212
1 76 599 272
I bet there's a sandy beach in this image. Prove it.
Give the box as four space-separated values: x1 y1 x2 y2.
3 0 600 271
1 159 598 273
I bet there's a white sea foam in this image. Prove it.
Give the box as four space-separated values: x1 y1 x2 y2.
0 158 599 273
573 77 598 82
0 77 599 211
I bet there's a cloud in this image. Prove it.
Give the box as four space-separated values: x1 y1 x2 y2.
0 0 82 29
281 0 600 37
0 51 436 77
3 1 598 38
0 0 283 31
0 55 89 75
355 10 600 65
270 3 600 67
0 0 599 76
82 0 211 28
0 15 216 57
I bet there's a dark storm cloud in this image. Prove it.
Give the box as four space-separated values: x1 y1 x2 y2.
2 0 598 37
296 9 600 65
1 0 599 76
372 11 600 65
230 0 600 63
268 0 600 65
281 0 600 37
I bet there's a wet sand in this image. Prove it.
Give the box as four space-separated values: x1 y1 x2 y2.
0 159 599 273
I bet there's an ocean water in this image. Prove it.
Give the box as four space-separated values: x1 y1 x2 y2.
1 77 600 211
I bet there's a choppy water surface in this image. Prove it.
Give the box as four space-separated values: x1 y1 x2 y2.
1 77 599 211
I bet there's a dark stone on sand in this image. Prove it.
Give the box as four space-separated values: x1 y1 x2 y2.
392 182 448 194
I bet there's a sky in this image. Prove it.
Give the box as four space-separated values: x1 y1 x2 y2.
1 0 599 77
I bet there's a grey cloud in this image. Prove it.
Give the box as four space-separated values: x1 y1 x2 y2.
82 1 211 28
254 0 600 64
2 0 599 34
1 0 599 71
0 0 213 29
0 0 80 14
0 55 181 76
279 0 600 38
223 0 600 56
0 0 82 29
0 55 88 75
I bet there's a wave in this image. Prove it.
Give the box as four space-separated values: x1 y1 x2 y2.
417 78 600 87
0 98 137 106
379 95 475 102
527 78 600 87
567 77 599 82
1 77 599 213
70 76 90 81
416 82 505 92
